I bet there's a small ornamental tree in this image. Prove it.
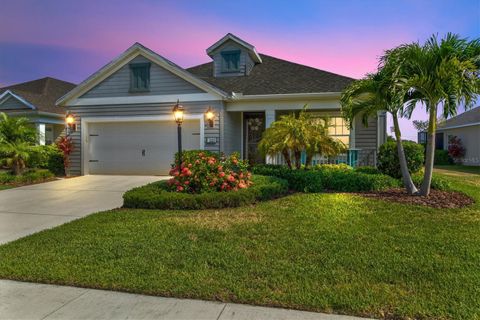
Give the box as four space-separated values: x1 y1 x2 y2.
167 151 252 193
447 136 466 163
56 136 74 176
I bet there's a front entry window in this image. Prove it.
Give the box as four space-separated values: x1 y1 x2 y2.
244 112 265 164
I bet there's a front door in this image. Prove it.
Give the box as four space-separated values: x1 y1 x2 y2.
243 112 265 164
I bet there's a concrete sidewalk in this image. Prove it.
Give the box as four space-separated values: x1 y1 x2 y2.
0 280 369 320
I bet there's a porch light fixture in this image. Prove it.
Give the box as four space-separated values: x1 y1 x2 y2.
205 106 215 127
65 112 76 135
172 100 185 165
173 100 185 124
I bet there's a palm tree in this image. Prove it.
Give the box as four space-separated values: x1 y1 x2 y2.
258 113 298 169
259 107 345 169
341 68 419 194
0 140 33 175
300 113 346 168
389 33 480 196
0 112 38 175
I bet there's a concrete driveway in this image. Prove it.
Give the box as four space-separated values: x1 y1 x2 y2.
0 175 163 244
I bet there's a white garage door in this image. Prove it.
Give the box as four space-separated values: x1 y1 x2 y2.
87 120 201 175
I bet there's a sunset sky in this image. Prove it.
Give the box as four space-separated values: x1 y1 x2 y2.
1 0 479 139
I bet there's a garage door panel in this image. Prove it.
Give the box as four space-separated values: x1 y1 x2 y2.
88 120 200 175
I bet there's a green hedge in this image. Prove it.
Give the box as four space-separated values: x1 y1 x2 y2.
354 166 382 175
434 149 453 165
28 145 65 176
252 165 400 192
123 175 289 210
411 173 452 191
378 141 424 178
0 169 55 185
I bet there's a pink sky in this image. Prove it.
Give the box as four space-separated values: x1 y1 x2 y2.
0 0 478 139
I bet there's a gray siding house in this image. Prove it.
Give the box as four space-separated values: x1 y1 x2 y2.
57 33 386 176
0 77 75 145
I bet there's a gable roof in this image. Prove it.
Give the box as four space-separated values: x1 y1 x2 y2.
0 77 76 114
438 106 480 130
187 54 354 96
206 33 262 64
57 43 227 106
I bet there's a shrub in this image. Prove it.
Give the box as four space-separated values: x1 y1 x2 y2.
314 163 353 171
354 166 382 175
168 150 251 193
252 165 324 192
252 164 400 192
378 141 424 178
447 136 466 163
434 149 453 165
28 145 65 176
0 169 55 185
57 136 74 176
123 175 288 210
412 173 452 191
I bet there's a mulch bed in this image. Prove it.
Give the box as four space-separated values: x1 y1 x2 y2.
359 189 474 209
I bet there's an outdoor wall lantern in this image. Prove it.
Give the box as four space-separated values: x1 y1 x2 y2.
205 106 215 127
172 100 185 165
65 112 76 135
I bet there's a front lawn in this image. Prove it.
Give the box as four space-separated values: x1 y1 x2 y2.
0 170 478 319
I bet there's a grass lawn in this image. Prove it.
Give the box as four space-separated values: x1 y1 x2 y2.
0 169 479 319
0 185 12 190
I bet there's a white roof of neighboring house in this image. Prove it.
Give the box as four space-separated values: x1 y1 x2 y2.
437 106 480 130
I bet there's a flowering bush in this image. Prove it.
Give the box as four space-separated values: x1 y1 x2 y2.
167 150 252 193
447 136 465 163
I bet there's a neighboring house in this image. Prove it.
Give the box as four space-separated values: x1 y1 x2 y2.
57 33 386 176
0 77 76 144
437 106 480 166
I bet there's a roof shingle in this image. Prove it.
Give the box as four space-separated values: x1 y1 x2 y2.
187 54 354 95
0 77 76 114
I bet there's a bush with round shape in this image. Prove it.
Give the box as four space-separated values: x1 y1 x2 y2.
28 145 65 176
434 149 453 165
377 141 424 178
123 175 288 210
168 151 251 193
354 166 382 175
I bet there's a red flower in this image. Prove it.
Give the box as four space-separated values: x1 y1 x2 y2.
219 172 225 178
177 186 184 192
227 175 235 182
184 180 190 185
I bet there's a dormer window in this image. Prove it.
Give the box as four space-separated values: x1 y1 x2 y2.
221 50 241 73
129 62 151 92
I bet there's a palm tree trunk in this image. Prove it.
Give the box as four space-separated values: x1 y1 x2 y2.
294 150 301 169
281 150 292 169
420 106 437 196
305 152 313 169
13 160 21 176
392 113 418 195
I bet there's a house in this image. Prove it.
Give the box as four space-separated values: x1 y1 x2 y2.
437 106 480 166
57 33 386 176
0 77 76 145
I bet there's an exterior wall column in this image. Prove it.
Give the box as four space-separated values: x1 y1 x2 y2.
37 123 46 145
265 110 275 164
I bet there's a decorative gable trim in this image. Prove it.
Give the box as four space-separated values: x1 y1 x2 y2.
206 33 262 64
56 43 228 107
0 90 36 110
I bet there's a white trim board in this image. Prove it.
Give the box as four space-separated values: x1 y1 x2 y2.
0 90 36 110
70 93 221 107
437 122 480 131
80 114 205 175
